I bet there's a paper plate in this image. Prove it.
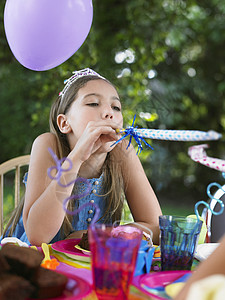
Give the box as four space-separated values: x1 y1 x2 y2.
29 270 91 300
194 243 219 261
133 270 191 300
51 239 90 262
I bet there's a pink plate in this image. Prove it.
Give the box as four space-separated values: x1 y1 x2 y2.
51 239 90 262
133 270 192 300
29 270 92 300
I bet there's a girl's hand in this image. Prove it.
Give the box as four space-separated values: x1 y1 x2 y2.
71 120 121 162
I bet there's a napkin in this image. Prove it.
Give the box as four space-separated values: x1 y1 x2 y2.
134 240 155 276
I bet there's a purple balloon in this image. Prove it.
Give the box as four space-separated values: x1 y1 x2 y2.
4 0 93 71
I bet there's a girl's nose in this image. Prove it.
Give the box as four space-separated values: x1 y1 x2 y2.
102 108 113 119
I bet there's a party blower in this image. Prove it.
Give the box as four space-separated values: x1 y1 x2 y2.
113 115 221 154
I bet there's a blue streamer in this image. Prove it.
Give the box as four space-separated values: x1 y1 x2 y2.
112 115 154 154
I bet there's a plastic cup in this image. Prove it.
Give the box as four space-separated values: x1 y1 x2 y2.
159 215 203 271
88 224 142 300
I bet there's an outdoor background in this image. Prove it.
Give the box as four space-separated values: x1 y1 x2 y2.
1 0 225 217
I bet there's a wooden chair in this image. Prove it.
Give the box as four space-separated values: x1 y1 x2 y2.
0 155 30 236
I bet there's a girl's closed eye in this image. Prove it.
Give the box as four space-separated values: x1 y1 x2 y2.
87 102 99 107
112 105 121 111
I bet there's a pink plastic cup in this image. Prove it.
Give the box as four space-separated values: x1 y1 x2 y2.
89 224 142 300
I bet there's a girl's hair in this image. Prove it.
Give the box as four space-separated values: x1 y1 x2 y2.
4 75 125 239
3 195 25 237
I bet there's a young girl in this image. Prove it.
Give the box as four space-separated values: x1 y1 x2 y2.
3 68 162 246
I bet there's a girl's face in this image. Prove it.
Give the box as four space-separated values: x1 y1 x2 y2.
60 79 123 142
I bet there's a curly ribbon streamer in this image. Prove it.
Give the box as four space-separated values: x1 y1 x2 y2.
47 148 100 225
194 182 225 221
113 115 221 154
47 147 74 188
190 182 225 242
47 147 92 197
188 144 225 173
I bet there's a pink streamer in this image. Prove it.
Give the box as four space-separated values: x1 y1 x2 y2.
188 144 225 172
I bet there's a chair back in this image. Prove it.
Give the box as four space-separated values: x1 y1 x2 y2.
0 155 30 235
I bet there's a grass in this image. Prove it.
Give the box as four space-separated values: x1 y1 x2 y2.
161 204 194 217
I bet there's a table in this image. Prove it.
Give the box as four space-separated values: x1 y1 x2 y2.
49 244 155 300
49 242 201 300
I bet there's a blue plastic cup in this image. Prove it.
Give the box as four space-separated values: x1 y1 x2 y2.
159 215 203 271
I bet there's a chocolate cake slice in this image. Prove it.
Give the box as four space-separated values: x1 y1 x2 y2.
78 232 90 250
1 243 43 280
32 266 68 299
0 273 35 300
0 243 70 299
0 252 10 274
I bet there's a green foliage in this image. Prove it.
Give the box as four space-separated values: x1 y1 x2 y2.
0 0 225 207
2 169 27 227
4 193 14 223
121 202 134 224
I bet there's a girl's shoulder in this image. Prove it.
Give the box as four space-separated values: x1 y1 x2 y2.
34 132 56 143
30 132 59 160
33 132 57 149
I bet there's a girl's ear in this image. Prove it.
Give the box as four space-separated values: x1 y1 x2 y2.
57 114 72 134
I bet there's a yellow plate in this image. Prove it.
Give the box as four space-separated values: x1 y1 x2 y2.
75 244 91 255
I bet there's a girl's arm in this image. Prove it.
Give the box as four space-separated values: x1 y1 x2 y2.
174 234 225 300
121 142 162 245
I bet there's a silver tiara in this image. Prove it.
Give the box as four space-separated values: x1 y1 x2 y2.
59 68 105 98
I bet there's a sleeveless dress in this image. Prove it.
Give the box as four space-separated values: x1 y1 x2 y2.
1 173 111 245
